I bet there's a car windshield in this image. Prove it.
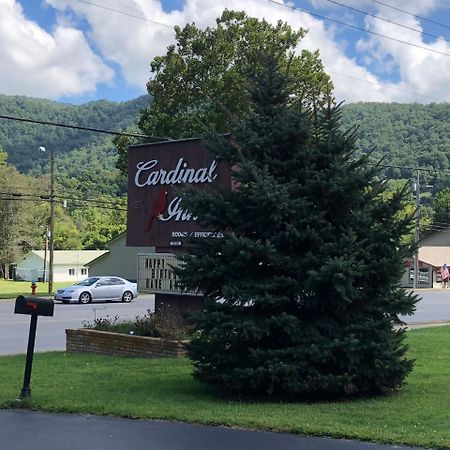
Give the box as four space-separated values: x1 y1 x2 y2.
76 277 100 286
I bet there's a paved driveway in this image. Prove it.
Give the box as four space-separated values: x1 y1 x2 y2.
0 410 423 450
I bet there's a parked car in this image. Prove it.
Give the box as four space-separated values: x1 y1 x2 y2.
54 276 138 304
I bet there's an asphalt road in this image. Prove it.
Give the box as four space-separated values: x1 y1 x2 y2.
0 295 154 355
1 290 449 356
0 409 422 450
401 289 450 323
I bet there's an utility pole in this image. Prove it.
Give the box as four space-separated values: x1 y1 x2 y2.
39 146 55 295
48 148 55 295
42 226 49 283
413 171 420 289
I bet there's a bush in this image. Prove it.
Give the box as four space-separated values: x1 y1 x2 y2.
83 306 190 340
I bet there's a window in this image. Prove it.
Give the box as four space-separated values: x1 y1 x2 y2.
110 277 125 285
76 277 99 286
97 277 113 286
81 268 87 275
69 268 75 276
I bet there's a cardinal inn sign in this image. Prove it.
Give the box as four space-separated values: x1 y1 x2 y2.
127 137 232 252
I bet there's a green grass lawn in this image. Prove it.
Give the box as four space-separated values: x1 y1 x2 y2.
1 327 449 449
0 280 68 299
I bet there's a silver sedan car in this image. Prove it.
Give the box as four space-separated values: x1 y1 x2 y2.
54 276 138 304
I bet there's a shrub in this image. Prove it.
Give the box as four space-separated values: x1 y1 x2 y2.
83 306 190 340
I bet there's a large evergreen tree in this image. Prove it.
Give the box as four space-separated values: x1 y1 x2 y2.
177 53 416 398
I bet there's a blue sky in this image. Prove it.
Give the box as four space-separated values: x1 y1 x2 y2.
1 0 450 104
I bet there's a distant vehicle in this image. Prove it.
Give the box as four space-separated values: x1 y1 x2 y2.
54 276 138 304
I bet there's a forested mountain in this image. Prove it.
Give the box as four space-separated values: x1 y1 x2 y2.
2 95 449 194
0 94 449 255
0 94 149 173
0 95 150 256
341 102 450 194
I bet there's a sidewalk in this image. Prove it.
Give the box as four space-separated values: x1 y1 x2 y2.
0 409 423 450
405 320 450 329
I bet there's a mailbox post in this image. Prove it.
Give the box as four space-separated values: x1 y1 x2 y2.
14 295 54 399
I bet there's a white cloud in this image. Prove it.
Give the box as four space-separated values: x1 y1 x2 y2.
356 4 450 102
46 0 181 88
2 0 450 103
301 0 450 102
45 0 413 103
308 0 443 15
0 0 114 99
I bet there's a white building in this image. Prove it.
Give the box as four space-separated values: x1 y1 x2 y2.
13 250 107 282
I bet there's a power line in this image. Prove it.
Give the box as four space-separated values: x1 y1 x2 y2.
373 163 450 175
11 193 125 207
0 196 52 203
0 185 127 202
1 185 47 193
75 0 173 29
53 195 125 207
0 195 127 211
366 0 450 31
264 0 450 58
61 0 448 103
60 201 127 212
0 191 127 209
0 191 51 199
421 225 447 231
0 181 128 202
55 187 126 198
0 114 169 141
430 221 450 227
0 196 45 203
75 0 450 59
327 70 443 103
323 0 450 44
0 190 127 208
422 220 450 227
421 224 450 232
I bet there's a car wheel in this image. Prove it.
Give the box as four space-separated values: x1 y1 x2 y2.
122 291 133 303
79 292 92 304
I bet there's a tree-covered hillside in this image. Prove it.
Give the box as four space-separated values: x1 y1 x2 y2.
0 95 149 256
341 102 450 194
0 94 149 173
56 141 127 197
2 95 449 196
1 94 449 254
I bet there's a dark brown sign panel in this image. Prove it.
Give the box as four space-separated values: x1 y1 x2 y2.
127 137 231 252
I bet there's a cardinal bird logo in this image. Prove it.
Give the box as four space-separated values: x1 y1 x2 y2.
144 188 168 232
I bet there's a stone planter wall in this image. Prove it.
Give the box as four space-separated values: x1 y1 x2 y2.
66 328 188 358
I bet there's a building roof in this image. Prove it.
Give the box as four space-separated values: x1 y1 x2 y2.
28 250 108 265
419 246 450 268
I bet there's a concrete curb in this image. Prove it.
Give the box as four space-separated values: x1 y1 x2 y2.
404 321 450 329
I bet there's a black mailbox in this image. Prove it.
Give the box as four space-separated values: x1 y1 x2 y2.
14 295 55 399
15 295 54 317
